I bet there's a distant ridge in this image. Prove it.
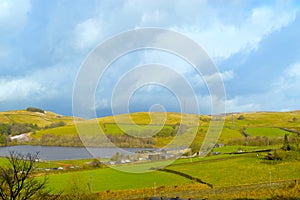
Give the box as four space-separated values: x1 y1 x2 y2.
1 109 300 126
0 109 84 127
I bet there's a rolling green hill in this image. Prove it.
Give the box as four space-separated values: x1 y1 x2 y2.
0 109 82 127
223 111 300 128
97 112 203 126
4 109 299 133
1 109 300 148
1 109 300 199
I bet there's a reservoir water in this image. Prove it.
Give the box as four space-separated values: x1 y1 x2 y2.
0 145 151 160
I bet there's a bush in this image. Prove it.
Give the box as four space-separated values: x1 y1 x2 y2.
0 123 40 137
47 121 66 129
281 134 291 151
155 128 174 137
267 149 299 161
10 123 31 136
26 107 45 113
172 123 188 135
237 115 245 120
0 123 11 135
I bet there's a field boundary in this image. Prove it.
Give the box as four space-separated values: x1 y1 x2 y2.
95 179 300 200
170 154 255 167
157 168 213 188
279 127 300 135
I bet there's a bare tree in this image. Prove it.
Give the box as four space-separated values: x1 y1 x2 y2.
0 151 47 200
59 174 98 200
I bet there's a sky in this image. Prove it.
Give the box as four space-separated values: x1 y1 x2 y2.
1 0 300 118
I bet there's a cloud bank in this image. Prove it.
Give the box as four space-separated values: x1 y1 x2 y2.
0 1 300 117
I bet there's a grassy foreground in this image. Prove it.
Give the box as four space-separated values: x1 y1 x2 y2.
1 109 300 198
45 167 193 193
166 154 300 187
41 153 300 195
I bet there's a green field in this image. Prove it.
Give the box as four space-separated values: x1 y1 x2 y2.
246 127 290 137
223 111 300 128
33 121 174 138
104 123 173 136
218 127 244 142
2 151 300 196
39 153 300 194
0 157 6 166
0 156 99 168
1 109 300 198
166 154 300 187
98 112 202 127
171 153 247 165
4 110 299 148
213 145 269 153
46 167 193 193
32 125 79 138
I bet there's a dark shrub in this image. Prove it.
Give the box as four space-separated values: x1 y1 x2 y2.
26 107 45 113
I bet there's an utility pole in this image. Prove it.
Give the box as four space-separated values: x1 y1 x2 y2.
88 173 93 193
232 114 235 129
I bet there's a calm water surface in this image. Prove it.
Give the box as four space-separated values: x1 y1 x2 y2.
0 145 151 160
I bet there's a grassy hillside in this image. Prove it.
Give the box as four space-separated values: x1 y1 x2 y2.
100 110 300 131
2 109 300 133
223 111 300 128
0 109 81 127
41 153 300 197
32 125 79 137
33 112 199 136
166 154 300 187
31 112 203 147
2 110 300 148
1 110 300 199
245 127 289 137
98 112 202 126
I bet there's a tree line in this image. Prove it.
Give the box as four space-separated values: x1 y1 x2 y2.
0 121 66 146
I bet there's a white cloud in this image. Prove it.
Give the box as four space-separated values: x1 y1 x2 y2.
141 9 166 26
72 1 297 62
0 0 31 30
0 78 44 102
225 62 300 113
73 18 103 51
177 6 297 60
205 70 234 83
273 62 300 94
0 64 75 102
2 0 299 115
226 97 261 113
285 62 300 77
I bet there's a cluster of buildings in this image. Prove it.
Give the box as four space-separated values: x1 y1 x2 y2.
134 147 192 161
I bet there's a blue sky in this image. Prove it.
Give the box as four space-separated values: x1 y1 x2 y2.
1 0 300 117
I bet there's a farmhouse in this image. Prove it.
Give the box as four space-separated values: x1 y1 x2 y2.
213 143 225 148
10 133 30 142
